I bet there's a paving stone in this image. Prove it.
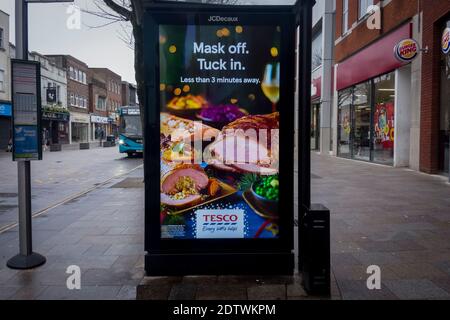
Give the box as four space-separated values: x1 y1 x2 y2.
116 285 137 300
37 285 122 300
287 283 308 298
247 284 286 300
384 279 450 300
0 286 21 299
137 284 172 300
387 262 449 280
336 280 398 300
196 284 247 300
139 276 183 287
169 284 197 300
10 285 48 300
182 275 217 285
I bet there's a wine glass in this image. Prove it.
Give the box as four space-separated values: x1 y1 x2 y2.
261 63 280 112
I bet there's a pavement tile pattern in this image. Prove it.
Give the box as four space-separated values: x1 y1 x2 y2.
0 150 449 299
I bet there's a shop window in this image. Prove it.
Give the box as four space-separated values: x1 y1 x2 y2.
0 28 4 49
342 0 349 35
353 82 372 162
312 31 323 70
0 69 4 92
97 96 106 111
374 73 395 165
440 20 450 173
338 88 352 158
337 72 395 165
359 0 374 20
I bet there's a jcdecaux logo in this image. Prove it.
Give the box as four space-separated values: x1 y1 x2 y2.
208 16 238 22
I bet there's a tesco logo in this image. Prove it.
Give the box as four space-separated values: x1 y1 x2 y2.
203 214 238 223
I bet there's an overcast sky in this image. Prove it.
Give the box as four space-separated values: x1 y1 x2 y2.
0 0 294 84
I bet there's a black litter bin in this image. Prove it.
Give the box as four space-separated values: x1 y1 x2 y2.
106 135 116 147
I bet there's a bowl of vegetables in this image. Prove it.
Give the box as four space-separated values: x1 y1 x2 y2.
197 104 247 129
251 175 279 214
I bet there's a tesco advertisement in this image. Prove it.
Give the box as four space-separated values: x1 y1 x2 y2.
159 23 281 240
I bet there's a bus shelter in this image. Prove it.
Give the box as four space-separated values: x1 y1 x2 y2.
142 0 330 295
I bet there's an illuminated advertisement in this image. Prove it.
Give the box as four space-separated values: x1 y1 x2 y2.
159 24 282 240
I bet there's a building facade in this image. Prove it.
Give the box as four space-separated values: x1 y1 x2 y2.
420 1 450 174
29 52 69 145
0 10 11 151
121 81 138 107
89 68 122 138
47 55 90 144
88 72 109 142
332 0 422 169
311 0 335 154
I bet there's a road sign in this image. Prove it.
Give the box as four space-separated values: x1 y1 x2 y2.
11 59 42 161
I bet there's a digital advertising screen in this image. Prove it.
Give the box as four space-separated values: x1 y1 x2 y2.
159 23 282 240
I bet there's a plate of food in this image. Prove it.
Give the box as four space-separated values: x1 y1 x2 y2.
160 162 238 215
166 94 208 119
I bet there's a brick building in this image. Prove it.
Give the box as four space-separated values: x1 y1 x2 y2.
47 55 90 144
0 10 11 151
327 1 423 173
88 73 109 142
420 1 450 174
121 81 138 107
89 68 122 137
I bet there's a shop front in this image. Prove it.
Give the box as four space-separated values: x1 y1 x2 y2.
337 73 396 165
336 23 413 166
440 19 450 174
0 102 12 150
90 114 109 141
108 113 119 138
42 109 70 145
70 112 90 143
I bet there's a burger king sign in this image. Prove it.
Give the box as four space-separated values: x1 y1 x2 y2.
394 38 419 63
442 28 450 55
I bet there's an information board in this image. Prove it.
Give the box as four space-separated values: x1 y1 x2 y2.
11 60 42 161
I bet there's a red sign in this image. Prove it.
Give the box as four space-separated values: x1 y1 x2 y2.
311 76 321 100
336 23 411 91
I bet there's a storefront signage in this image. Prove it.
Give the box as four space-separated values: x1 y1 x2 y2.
195 210 245 239
42 111 69 122
90 115 109 124
11 60 42 161
122 108 140 116
0 103 12 117
71 113 90 124
311 77 321 100
394 38 419 63
46 88 57 103
442 28 450 55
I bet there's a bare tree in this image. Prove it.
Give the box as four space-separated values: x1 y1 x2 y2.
85 0 238 124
